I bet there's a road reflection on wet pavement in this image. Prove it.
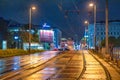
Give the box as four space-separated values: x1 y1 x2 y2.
0 51 59 76
23 51 83 80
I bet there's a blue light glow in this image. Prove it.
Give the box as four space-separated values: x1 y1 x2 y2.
14 36 19 40
43 23 50 28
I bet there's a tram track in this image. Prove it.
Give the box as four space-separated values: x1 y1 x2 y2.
45 51 83 80
89 51 111 80
77 50 86 80
24 50 111 80
78 50 111 80
0 50 113 80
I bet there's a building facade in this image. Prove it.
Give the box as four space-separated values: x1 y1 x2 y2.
88 20 120 48
39 28 62 50
53 28 62 48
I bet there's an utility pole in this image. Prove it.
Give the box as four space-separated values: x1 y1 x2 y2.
29 8 32 53
29 6 36 53
89 2 96 50
105 0 109 54
94 4 96 50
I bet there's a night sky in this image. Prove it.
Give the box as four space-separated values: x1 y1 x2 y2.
0 0 120 40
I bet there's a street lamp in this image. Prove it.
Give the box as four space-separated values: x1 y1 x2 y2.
105 0 109 54
84 20 89 24
29 6 36 52
84 20 89 49
89 2 96 49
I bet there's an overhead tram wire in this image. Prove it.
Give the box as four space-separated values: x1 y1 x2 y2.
72 0 85 34
64 1 80 35
72 0 81 32
43 17 74 38
61 0 80 37
64 9 75 34
34 0 84 37
57 0 63 11
50 2 76 37
63 1 80 34
60 0 85 37
35 0 74 37
64 12 76 34
65 11 75 33
67 10 81 33
57 0 77 35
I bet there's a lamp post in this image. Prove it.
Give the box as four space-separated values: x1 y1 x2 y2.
29 6 36 52
84 20 89 49
105 0 109 54
89 3 96 50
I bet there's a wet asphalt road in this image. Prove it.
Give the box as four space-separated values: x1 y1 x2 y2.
0 51 59 79
0 50 120 80
23 51 82 80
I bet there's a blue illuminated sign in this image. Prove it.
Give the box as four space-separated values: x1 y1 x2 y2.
42 23 50 28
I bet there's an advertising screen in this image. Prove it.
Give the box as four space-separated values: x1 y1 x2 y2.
40 30 54 43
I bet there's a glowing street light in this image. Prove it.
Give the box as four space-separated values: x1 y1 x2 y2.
89 2 96 49
89 3 94 7
84 20 89 49
29 6 36 52
84 20 89 24
31 6 36 10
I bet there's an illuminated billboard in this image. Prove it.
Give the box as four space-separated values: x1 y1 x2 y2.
40 30 54 43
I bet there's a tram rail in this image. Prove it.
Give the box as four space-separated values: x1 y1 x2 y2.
78 50 111 80
0 50 115 80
